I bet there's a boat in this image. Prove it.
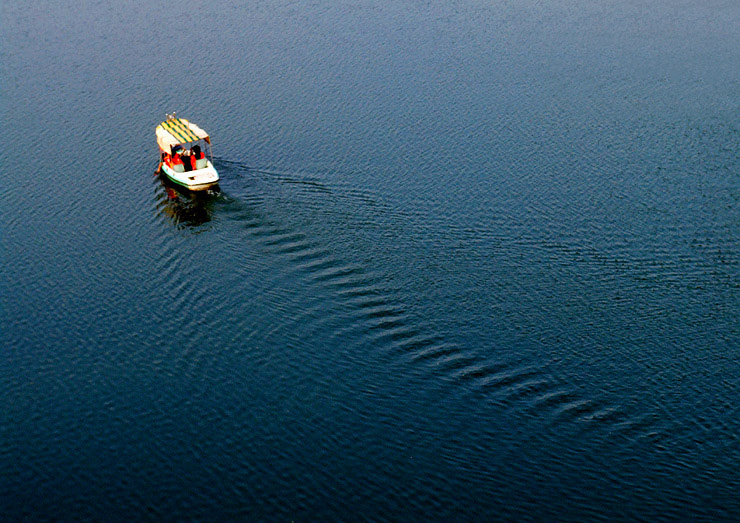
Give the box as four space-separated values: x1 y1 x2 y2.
156 113 219 190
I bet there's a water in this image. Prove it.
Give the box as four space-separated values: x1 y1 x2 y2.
2 0 740 519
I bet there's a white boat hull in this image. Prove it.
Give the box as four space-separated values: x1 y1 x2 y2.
161 161 219 191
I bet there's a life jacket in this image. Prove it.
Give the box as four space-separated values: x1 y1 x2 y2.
190 151 205 170
171 154 183 165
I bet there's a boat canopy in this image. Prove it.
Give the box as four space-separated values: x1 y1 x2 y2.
156 117 210 151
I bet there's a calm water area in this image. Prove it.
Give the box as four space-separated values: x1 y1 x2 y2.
2 0 740 519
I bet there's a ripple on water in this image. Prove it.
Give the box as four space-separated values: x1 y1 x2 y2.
208 167 662 449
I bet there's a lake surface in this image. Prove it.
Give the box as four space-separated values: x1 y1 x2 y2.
2 0 740 519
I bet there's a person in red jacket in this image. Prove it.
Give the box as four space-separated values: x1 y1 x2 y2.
171 152 184 171
190 145 205 170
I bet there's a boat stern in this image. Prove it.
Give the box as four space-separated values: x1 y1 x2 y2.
162 161 220 191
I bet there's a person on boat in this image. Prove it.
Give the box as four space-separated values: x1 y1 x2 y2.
171 152 185 172
181 149 192 172
190 145 205 170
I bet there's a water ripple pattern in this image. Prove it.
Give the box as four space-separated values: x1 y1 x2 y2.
2 0 740 520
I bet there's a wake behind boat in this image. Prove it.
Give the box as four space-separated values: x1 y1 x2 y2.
156 113 219 191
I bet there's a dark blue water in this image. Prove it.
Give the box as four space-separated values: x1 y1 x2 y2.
3 0 740 519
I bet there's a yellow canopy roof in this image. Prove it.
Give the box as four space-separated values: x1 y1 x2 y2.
156 117 210 150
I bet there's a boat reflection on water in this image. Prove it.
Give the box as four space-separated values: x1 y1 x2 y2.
156 173 220 228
